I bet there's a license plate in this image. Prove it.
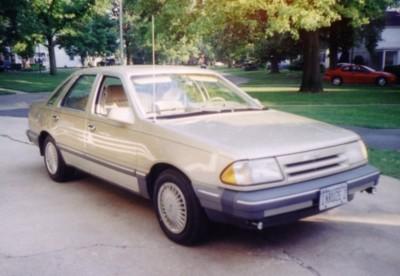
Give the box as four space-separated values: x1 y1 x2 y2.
319 183 348 211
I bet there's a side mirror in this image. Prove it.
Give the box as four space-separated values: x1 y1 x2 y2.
107 107 135 124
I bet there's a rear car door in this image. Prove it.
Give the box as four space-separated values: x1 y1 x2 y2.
84 74 141 193
54 74 97 168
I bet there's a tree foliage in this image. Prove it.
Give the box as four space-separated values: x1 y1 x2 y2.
16 0 96 74
58 14 118 66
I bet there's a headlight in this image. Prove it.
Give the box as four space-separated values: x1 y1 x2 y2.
220 158 283 185
346 140 368 165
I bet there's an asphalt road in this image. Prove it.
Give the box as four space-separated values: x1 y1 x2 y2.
1 116 400 276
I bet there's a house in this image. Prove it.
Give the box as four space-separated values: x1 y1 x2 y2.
374 11 400 69
1 44 83 70
32 44 83 69
351 10 400 70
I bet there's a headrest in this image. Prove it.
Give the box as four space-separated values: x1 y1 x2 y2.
105 85 126 104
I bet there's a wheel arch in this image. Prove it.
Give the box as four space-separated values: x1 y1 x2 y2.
38 131 51 156
145 162 191 199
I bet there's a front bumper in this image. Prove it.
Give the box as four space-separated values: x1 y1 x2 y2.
195 164 379 229
26 130 39 145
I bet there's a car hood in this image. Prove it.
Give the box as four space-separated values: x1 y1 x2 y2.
157 109 360 159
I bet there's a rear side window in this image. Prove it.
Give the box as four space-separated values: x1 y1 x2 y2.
61 75 96 111
47 78 72 106
95 76 129 116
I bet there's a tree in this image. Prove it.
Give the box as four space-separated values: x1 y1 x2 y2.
18 0 95 75
202 1 340 92
122 0 204 65
202 0 399 92
0 0 27 49
58 14 118 66
255 34 300 73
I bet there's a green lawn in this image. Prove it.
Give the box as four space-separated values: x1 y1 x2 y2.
0 69 75 92
369 149 400 179
216 67 400 179
217 68 400 128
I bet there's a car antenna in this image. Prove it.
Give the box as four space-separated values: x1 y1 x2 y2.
151 15 157 122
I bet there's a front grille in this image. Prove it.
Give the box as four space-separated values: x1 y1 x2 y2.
277 146 349 183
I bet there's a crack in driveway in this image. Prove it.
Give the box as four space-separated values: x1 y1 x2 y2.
280 249 321 276
0 134 32 146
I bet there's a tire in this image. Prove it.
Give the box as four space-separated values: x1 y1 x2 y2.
331 76 342 86
153 169 209 245
43 136 75 182
377 77 387 87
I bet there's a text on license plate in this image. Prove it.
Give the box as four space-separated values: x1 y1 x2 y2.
319 183 348 211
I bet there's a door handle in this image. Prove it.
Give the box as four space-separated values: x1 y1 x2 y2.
88 124 96 132
52 114 59 121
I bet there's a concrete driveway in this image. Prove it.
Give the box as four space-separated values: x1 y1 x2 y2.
1 116 400 276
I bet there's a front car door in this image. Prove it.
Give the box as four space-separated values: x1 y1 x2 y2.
54 74 97 168
84 74 142 194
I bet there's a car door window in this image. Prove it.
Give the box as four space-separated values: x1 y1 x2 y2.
47 77 72 106
61 75 96 111
95 76 130 117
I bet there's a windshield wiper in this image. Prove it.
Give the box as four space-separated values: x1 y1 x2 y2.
152 107 267 120
154 110 220 119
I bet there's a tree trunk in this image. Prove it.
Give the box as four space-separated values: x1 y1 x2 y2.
339 48 350 63
299 30 323 93
47 37 57 75
270 57 280 73
125 40 131 65
329 23 338 69
80 54 86 67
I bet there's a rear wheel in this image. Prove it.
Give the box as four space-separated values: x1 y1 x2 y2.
153 169 209 245
377 77 387 87
43 136 75 182
331 76 342 86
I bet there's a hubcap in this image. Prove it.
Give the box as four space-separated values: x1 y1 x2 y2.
157 182 187 234
333 78 341 85
45 142 58 175
378 78 386 86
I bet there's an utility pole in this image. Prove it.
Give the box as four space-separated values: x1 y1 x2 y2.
119 0 125 65
152 15 155 66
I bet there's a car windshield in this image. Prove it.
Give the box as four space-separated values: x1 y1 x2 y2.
131 74 262 118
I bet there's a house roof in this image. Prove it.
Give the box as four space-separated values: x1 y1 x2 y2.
385 11 400 26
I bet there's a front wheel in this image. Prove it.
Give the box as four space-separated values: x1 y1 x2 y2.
153 169 209 245
43 136 75 182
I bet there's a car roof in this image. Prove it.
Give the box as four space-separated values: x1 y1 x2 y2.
73 65 217 77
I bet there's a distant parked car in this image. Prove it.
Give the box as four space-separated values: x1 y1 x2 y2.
243 61 259 71
324 64 397 86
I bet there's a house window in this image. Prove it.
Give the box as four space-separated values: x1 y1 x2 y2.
69 55 74 61
385 51 398 67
